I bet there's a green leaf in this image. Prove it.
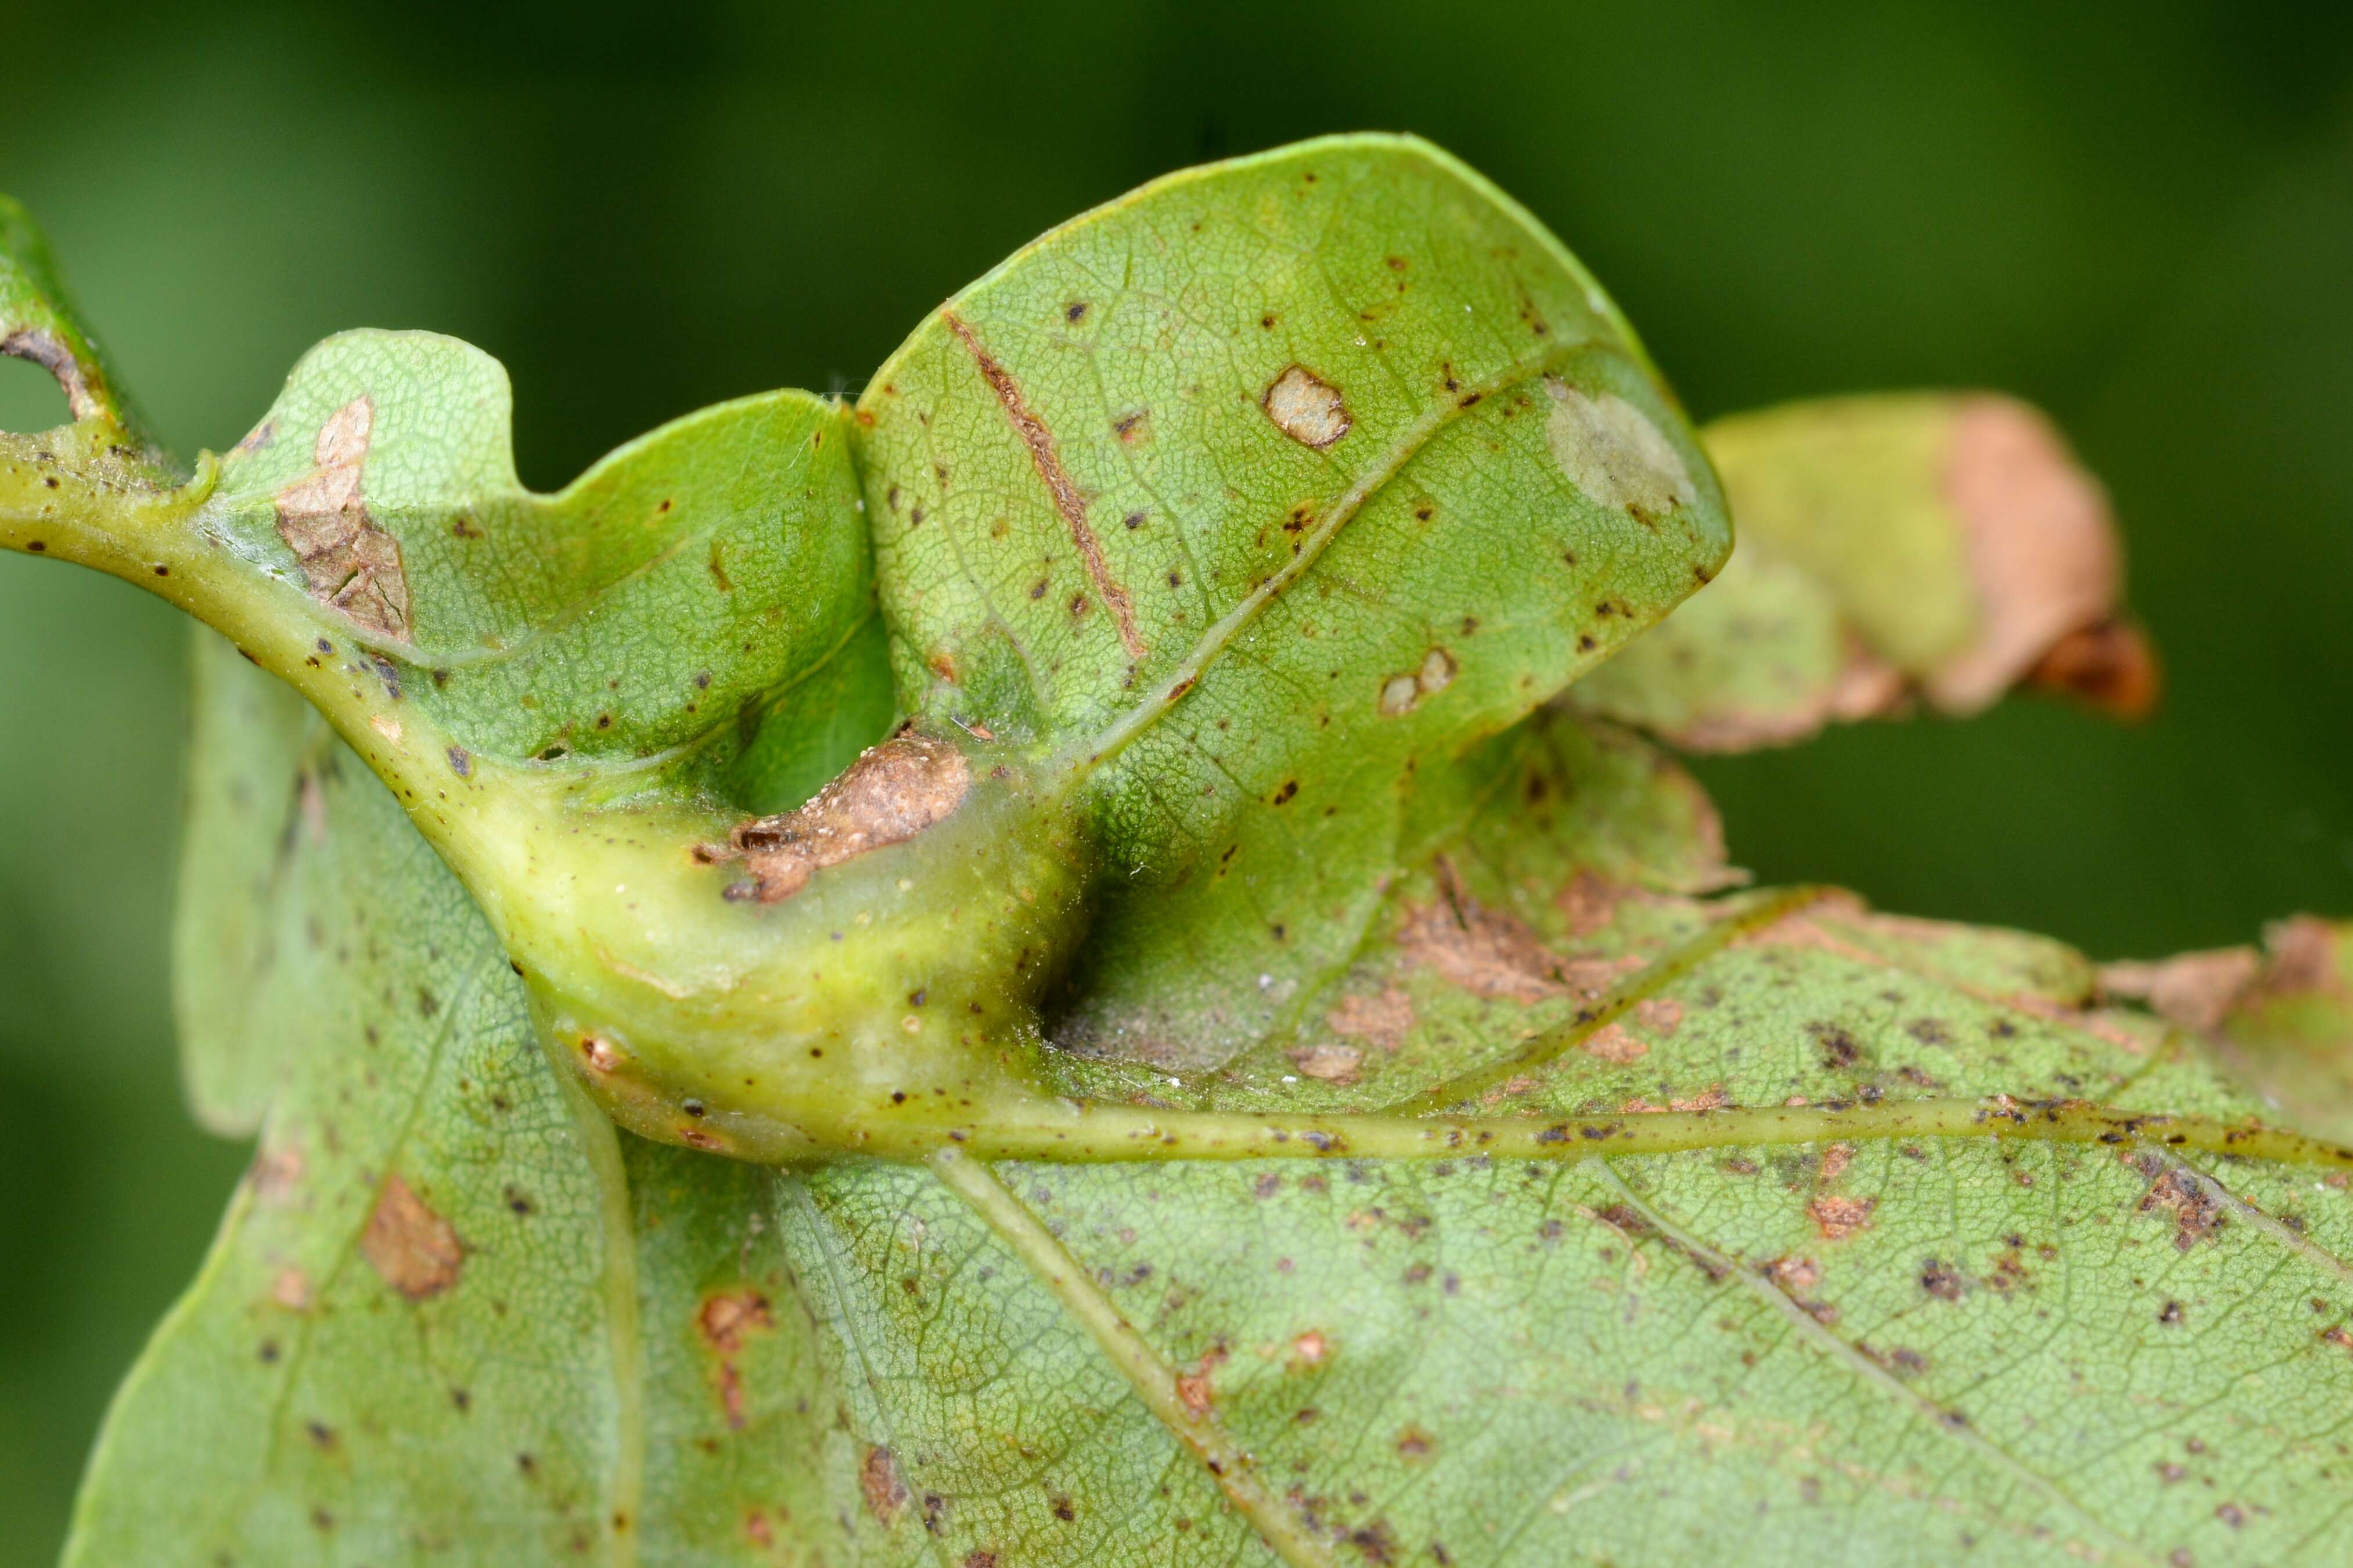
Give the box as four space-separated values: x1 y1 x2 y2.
11 138 2353 1568
0 194 156 449
855 133 1729 1063
1573 393 2159 751
83 642 844 1562
199 328 885 781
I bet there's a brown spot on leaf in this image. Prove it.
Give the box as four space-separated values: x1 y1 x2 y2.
271 1267 314 1311
1807 1194 1875 1241
1290 1330 1329 1365
1290 1044 1363 1084
1398 859 1618 1005
1262 364 1351 449
943 310 1144 658
1395 1425 1435 1462
1175 1347 1227 1418
1555 871 1621 938
1326 987 1415 1050
2138 1160 2224 1252
861 1444 908 1526
1580 1023 1647 1065
250 1142 307 1206
1634 997 1683 1036
361 1174 463 1299
274 396 411 639
697 1288 774 1430
1812 1023 1862 1069
721 734 971 902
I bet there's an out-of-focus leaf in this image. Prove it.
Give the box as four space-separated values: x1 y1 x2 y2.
1574 393 2159 751
2110 916 2353 1145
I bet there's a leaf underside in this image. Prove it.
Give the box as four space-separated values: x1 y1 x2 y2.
95 637 2353 1568
3 138 2334 1567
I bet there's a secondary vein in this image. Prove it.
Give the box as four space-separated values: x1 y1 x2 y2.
1591 1162 2160 1567
1079 341 1578 771
1380 882 1838 1116
927 1148 1339 1568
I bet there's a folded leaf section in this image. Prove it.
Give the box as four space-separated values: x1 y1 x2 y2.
856 135 1731 1068
198 330 883 781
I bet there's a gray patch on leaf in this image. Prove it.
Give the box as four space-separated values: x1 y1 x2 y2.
1379 647 1456 715
1544 379 1694 517
1262 365 1351 449
274 396 412 639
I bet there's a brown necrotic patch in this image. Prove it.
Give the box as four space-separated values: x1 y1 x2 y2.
2135 1154 2225 1252
274 396 411 639
860 1444 908 1525
1262 364 1351 449
719 733 972 902
696 1288 774 1430
1396 857 1625 1006
1289 1043 1363 1084
942 309 1145 659
1326 986 1415 1050
1807 1193 1875 1241
361 1174 463 1299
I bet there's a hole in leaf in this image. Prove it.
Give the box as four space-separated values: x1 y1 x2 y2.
0 351 70 434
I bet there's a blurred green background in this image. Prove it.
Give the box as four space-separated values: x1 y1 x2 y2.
2 0 2349 1555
